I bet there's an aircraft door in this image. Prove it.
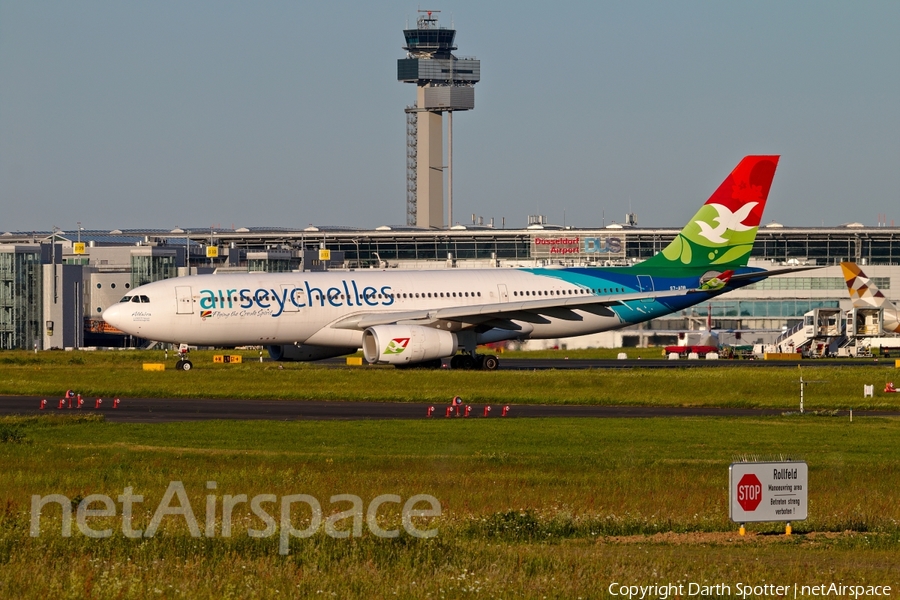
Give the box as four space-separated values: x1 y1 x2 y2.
281 284 303 312
175 286 194 315
497 284 509 303
636 276 654 292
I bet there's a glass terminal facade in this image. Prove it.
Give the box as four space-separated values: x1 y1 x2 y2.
622 230 900 265
0 248 42 350
324 233 532 265
247 253 297 273
240 229 900 270
130 253 176 289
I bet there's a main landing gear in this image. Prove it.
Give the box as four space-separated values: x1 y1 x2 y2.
450 353 500 371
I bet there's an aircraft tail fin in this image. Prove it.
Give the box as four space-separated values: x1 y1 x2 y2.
842 262 900 333
841 262 890 309
641 156 779 270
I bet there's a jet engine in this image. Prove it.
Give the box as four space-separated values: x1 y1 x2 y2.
267 344 358 362
362 325 458 365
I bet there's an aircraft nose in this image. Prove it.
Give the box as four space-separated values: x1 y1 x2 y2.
102 303 126 330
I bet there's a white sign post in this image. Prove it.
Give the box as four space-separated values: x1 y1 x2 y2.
729 461 808 535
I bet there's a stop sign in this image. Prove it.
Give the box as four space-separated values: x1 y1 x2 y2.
737 473 762 511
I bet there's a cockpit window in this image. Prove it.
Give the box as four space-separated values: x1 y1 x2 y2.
120 296 132 303
140 295 150 303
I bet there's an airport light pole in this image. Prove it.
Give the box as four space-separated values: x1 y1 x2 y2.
351 238 360 269
51 225 59 303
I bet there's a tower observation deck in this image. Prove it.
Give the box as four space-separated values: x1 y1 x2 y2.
398 10 480 228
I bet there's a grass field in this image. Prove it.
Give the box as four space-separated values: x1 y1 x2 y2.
2 350 900 597
1 414 899 598
2 349 900 410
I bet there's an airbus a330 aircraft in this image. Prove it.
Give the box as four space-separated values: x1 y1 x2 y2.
104 155 798 370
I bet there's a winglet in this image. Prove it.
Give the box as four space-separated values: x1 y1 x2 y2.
642 156 780 270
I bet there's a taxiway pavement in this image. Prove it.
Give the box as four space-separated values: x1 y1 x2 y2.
3 395 898 423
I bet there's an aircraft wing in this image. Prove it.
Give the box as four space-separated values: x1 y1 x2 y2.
332 265 820 331
331 288 702 331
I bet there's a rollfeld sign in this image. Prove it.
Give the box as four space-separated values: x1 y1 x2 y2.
729 461 808 523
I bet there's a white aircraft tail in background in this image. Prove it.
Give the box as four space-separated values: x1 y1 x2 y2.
841 262 900 333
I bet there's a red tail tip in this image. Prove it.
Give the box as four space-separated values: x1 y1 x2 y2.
705 156 780 229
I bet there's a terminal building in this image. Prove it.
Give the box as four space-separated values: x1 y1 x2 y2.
1 222 898 350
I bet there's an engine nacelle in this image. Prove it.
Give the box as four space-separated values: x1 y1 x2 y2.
362 325 458 365
267 344 358 362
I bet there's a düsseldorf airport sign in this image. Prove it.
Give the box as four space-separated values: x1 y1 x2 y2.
729 461 808 523
530 234 624 259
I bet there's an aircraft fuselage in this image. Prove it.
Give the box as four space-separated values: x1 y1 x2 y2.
103 266 749 347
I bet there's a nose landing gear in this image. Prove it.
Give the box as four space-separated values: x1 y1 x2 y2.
174 344 193 371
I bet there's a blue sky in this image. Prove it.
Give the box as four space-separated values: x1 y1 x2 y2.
1 1 898 232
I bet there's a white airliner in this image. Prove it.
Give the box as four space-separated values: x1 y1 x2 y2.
104 155 802 370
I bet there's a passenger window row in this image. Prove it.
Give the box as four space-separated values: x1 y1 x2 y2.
117 287 624 306
513 287 623 298
396 291 482 299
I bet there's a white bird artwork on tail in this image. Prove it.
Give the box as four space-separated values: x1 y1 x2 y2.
695 202 758 244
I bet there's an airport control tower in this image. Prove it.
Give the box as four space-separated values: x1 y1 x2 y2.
398 10 480 228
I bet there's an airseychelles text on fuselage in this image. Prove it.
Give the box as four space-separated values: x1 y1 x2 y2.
199 279 394 317
192 270 724 319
